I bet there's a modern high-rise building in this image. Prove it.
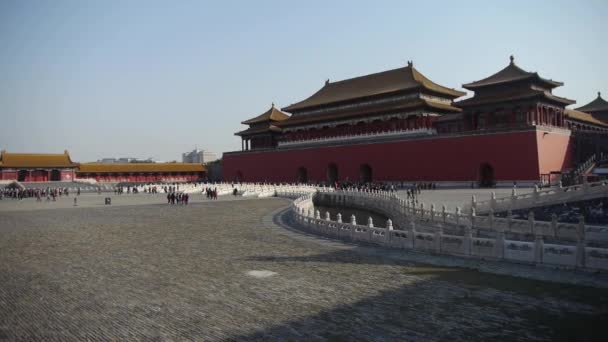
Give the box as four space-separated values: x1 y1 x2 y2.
182 148 217 164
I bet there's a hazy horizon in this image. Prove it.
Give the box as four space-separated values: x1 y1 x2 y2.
1 0 607 162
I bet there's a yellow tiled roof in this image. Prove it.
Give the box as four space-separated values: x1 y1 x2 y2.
76 163 205 173
0 151 77 168
565 109 608 127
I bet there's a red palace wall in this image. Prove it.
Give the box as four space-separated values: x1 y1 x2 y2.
0 170 17 180
535 130 573 176
223 129 573 183
0 169 76 182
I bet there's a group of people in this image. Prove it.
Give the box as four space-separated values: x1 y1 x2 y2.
166 192 190 205
204 187 218 200
0 187 80 201
114 186 140 195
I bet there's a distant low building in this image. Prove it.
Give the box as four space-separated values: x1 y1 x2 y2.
182 148 217 163
97 157 155 164
0 150 206 183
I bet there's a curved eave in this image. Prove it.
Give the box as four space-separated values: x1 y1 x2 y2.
277 100 460 127
456 91 574 107
241 107 290 125
412 68 466 98
235 125 281 136
463 74 563 91
575 95 608 113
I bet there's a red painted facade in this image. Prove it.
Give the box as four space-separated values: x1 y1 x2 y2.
223 128 573 183
0 169 76 182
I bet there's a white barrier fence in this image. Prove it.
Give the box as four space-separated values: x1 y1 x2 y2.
465 180 608 214
291 190 608 271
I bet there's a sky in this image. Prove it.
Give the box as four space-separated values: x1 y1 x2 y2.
0 0 606 162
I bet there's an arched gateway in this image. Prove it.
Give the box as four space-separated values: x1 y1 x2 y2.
360 164 372 183
327 163 338 184
479 163 495 188
297 167 308 183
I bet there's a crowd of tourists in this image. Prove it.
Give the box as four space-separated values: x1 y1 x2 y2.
0 187 81 201
167 192 190 205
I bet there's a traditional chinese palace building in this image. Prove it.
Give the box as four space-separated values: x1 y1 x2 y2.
0 151 78 182
223 57 607 186
76 163 205 182
0 150 206 183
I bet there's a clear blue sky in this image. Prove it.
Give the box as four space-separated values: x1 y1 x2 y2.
1 0 606 162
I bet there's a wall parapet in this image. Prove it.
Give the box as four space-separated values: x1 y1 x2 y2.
465 180 608 214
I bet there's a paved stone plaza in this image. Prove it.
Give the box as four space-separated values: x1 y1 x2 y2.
0 195 607 341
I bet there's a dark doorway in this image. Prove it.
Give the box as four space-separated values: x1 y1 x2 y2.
235 171 244 182
17 170 28 182
479 163 495 187
360 164 372 183
327 163 338 184
297 167 308 183
50 169 61 181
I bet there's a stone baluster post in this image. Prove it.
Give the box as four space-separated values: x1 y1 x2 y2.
496 220 505 259
455 207 461 225
576 216 586 268
420 203 425 219
533 213 544 264
490 191 496 211
336 213 342 223
315 210 321 220
367 217 374 228
435 221 443 253
386 219 393 244
441 205 447 224
464 214 472 256
325 211 331 221
471 195 477 212
407 216 415 249
430 204 435 222
511 187 517 207
528 211 535 235
533 185 539 202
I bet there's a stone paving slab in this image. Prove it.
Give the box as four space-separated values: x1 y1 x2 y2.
0 198 606 341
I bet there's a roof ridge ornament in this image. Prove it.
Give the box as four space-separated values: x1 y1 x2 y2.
271 102 275 107
509 55 514 64
325 79 330 85
599 91 602 98
407 60 413 67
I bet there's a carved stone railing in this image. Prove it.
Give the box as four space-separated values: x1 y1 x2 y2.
465 180 608 214
290 189 608 271
277 128 436 148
